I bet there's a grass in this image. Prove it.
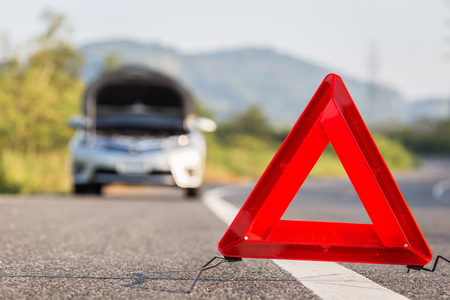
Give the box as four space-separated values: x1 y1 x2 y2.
204 134 276 182
204 133 418 183
0 149 71 194
0 133 418 194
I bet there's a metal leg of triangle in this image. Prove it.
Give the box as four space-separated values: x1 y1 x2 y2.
187 255 242 293
407 255 450 273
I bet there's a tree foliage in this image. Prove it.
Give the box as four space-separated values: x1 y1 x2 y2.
101 52 123 74
218 105 274 139
384 119 450 154
0 10 84 152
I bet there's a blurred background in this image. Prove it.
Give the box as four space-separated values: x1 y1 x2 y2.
0 0 449 193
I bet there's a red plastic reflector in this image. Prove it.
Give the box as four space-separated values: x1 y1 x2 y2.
218 74 432 266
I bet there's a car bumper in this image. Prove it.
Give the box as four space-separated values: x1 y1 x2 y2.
72 147 204 188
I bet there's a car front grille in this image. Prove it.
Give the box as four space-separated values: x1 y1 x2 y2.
103 144 163 154
93 169 175 185
95 168 171 176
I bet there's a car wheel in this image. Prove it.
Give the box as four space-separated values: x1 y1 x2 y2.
74 184 87 194
185 187 200 199
74 184 102 195
89 183 103 195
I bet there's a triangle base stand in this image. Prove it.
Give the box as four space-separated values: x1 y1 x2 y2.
407 255 450 273
187 255 242 293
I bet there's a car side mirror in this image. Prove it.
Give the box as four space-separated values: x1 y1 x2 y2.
68 115 91 129
196 117 217 133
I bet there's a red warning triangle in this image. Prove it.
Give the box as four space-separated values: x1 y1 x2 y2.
218 74 432 266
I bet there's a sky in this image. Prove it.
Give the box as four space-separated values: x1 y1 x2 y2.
1 0 449 101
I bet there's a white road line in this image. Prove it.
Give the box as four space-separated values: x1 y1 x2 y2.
203 187 408 300
202 187 238 225
432 178 450 204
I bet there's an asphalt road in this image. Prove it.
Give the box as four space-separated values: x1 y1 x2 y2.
0 188 315 299
0 157 448 299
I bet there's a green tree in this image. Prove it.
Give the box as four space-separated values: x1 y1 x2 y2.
219 105 273 139
101 52 123 74
194 99 214 119
385 118 450 154
0 10 84 151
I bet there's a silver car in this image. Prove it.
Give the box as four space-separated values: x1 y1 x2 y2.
69 66 216 197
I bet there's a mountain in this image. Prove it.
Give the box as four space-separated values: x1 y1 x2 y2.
403 98 450 123
79 39 406 126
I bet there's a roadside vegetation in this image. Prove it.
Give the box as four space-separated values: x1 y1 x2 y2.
202 105 418 183
381 119 450 155
0 11 429 194
0 11 83 193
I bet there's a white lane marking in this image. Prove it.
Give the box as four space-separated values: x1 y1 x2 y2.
272 260 407 300
203 187 408 300
202 187 239 225
432 178 450 204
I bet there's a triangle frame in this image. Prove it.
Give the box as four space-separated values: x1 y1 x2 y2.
218 74 432 266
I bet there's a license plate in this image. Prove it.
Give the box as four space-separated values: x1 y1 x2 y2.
116 161 148 174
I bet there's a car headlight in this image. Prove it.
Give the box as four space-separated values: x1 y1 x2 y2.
177 135 189 147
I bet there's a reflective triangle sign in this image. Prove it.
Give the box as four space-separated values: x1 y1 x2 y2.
218 74 432 266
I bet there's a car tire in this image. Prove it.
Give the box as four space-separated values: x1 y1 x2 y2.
185 187 201 199
74 183 102 195
74 184 87 194
89 183 103 195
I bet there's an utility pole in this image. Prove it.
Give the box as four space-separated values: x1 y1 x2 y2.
445 0 450 119
368 41 378 123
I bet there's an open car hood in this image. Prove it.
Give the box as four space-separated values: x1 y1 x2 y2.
83 65 195 135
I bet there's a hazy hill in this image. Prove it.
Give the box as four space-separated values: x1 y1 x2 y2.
404 98 450 122
80 39 406 126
